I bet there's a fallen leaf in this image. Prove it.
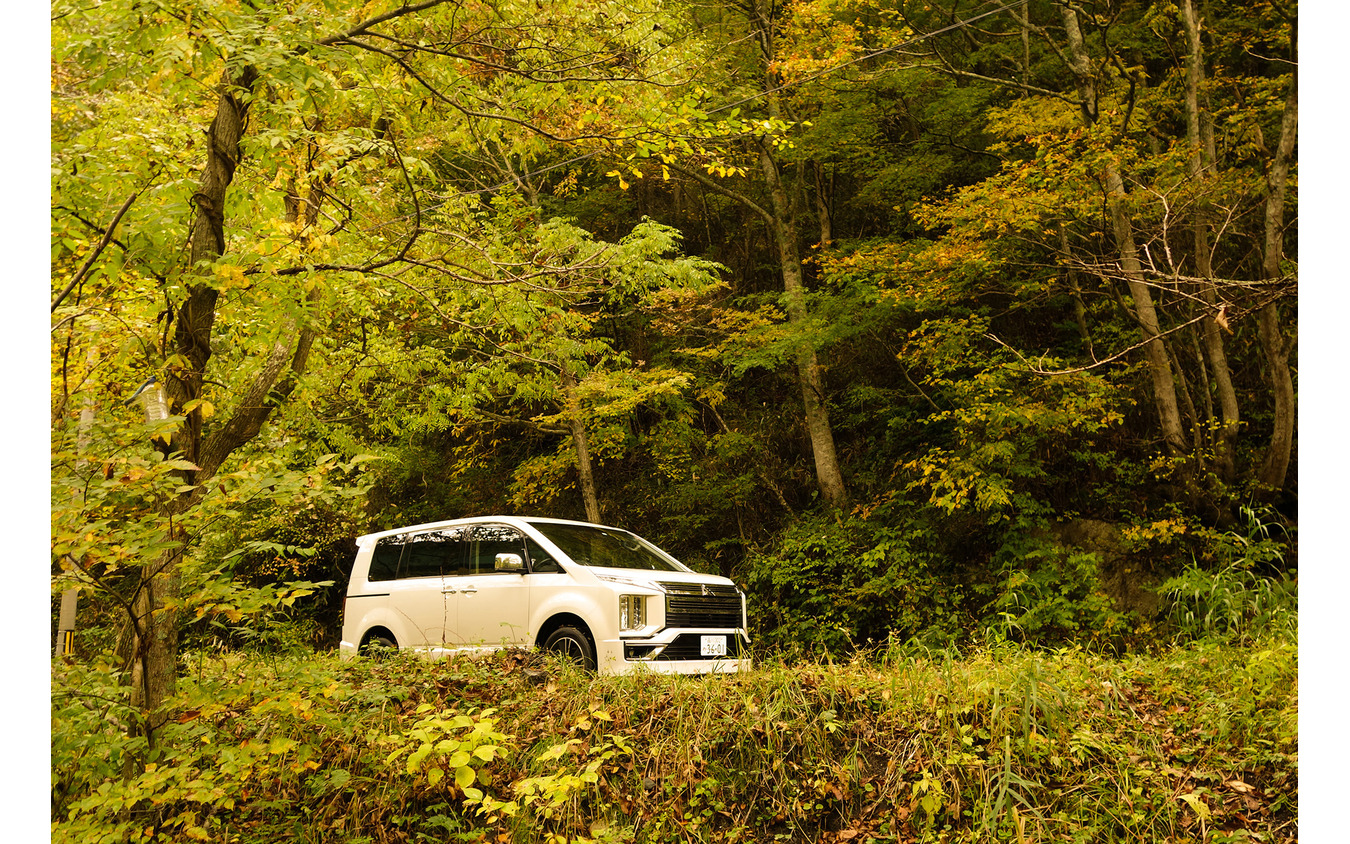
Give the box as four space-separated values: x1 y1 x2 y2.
1179 791 1210 822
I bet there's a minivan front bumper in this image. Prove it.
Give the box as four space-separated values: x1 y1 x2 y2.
597 628 752 674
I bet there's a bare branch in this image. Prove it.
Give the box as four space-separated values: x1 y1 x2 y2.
52 178 156 313
313 0 457 48
987 292 1284 377
328 37 622 144
665 162 775 227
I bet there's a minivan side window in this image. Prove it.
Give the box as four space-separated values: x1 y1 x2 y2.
390 526 472 579
525 536 562 573
367 538 404 582
469 524 528 575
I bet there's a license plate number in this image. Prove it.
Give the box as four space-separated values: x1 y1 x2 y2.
700 635 727 657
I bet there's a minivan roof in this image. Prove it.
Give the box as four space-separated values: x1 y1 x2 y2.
355 515 623 543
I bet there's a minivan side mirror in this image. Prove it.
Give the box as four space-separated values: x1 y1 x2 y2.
494 552 525 573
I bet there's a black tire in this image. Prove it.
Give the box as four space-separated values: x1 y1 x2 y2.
542 625 596 672
359 632 397 657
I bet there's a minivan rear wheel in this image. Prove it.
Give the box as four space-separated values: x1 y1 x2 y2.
360 632 397 656
543 626 596 672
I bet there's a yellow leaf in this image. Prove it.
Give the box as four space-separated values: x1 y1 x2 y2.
1179 791 1210 821
455 765 476 790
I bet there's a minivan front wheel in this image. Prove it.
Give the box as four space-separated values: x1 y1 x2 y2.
543 626 596 672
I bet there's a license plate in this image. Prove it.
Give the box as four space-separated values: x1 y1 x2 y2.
700 635 727 657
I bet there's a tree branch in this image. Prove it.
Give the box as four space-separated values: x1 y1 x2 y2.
313 0 457 48
52 180 154 313
665 162 775 227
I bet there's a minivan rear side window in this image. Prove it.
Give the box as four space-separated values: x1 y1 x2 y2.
367 534 408 581
368 526 471 580
404 526 471 577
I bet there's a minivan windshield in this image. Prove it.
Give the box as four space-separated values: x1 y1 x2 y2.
527 522 687 572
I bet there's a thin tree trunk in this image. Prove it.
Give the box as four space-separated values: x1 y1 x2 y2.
1164 335 1199 452
1059 226 1095 359
1182 0 1239 481
560 362 602 523
812 161 833 245
1105 175 1188 455
1188 325 1213 430
759 143 849 510
667 0 850 509
1257 66 1298 495
56 349 100 658
1060 5 1188 455
748 0 848 509
1018 0 1031 92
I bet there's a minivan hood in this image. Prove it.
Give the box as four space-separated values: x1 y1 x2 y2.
586 567 737 589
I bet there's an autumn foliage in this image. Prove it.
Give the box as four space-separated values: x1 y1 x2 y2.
52 0 1297 839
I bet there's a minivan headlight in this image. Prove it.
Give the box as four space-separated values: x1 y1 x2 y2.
619 594 647 631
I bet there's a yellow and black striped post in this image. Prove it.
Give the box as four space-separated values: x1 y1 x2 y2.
55 589 78 657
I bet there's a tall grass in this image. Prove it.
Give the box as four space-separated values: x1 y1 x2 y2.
53 629 1297 843
1159 506 1297 645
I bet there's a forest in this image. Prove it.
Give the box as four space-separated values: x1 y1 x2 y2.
51 1 1298 841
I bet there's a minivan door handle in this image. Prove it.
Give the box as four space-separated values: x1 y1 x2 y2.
459 586 478 594
441 587 458 594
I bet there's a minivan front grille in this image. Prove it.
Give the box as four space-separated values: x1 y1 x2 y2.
640 633 746 661
660 582 743 630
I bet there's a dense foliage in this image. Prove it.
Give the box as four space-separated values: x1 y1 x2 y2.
52 636 1297 843
51 0 1297 837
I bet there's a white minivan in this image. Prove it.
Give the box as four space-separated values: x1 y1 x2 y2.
339 516 752 675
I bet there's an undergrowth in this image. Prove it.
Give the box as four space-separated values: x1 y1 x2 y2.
52 635 1297 844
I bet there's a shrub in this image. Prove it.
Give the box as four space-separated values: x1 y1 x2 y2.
1160 507 1296 644
984 526 1130 648
739 513 960 656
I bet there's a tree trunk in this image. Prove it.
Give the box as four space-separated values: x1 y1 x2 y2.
126 67 261 731
56 358 99 658
560 362 602 523
1060 5 1188 455
126 550 181 744
1105 175 1188 455
1182 0 1239 481
1059 226 1095 359
812 161 833 245
169 65 262 470
126 62 323 736
748 0 848 510
759 144 849 510
1256 67 1298 495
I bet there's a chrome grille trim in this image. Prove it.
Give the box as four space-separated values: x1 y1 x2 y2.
659 582 744 630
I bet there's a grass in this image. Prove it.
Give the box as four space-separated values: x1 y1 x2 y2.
51 636 1297 843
